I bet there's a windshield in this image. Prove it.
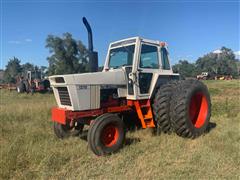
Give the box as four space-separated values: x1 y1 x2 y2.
108 45 135 68
28 71 41 79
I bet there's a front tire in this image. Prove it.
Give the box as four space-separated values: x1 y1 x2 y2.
87 113 125 156
170 80 211 138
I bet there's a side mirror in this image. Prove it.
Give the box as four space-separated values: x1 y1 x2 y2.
128 72 137 83
128 72 133 80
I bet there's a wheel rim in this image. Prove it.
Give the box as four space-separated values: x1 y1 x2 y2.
101 124 119 147
189 92 208 128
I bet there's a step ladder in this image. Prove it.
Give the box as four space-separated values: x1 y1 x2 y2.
133 100 155 128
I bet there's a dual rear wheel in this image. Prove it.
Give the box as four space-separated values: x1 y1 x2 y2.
153 79 211 138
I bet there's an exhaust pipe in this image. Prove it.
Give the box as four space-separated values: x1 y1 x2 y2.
82 17 93 52
82 17 98 72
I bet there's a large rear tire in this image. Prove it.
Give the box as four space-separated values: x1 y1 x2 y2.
170 79 211 138
152 81 180 133
87 113 125 156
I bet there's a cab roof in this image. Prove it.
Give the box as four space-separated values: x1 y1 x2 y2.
110 37 164 48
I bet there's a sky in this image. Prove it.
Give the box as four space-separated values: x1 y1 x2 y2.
1 0 239 69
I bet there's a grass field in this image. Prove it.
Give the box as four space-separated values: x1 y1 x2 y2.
1 80 240 179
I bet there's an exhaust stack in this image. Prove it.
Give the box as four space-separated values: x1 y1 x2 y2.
82 17 98 72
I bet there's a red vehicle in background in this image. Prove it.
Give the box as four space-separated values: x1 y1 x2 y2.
17 70 50 93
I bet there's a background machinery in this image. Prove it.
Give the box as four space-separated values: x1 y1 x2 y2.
17 70 50 93
49 17 211 156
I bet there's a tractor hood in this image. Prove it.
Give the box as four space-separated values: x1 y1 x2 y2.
49 69 126 86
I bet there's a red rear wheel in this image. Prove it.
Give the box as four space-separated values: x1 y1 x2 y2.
170 79 211 138
189 92 208 128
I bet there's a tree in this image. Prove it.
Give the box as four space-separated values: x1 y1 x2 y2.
172 60 196 78
46 33 88 75
196 47 239 77
3 57 22 83
195 54 218 74
217 47 238 77
21 63 35 72
172 47 239 78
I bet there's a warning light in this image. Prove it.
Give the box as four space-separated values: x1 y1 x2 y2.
160 42 166 47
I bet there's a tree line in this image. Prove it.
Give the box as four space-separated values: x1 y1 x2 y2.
2 33 239 84
2 57 47 83
173 47 239 78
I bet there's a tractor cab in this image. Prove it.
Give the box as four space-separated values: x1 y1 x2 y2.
26 70 42 82
103 37 177 100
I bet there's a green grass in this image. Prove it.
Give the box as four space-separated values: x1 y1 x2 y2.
1 80 240 179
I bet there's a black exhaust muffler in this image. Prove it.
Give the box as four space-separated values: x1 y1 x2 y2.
82 17 98 72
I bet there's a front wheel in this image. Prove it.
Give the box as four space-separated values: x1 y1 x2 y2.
87 113 125 156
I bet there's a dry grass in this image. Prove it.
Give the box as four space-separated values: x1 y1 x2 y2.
0 80 240 179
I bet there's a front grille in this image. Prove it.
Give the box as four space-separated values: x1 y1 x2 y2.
57 87 71 106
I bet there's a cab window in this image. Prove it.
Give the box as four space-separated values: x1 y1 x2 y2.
108 45 135 69
140 44 159 69
160 47 170 70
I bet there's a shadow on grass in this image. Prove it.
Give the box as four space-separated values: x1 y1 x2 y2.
124 137 141 146
79 130 88 141
206 122 217 134
78 130 141 146
77 121 216 142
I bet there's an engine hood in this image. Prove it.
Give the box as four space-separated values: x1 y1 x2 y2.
49 69 126 86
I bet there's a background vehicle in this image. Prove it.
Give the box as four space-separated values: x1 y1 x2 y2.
197 72 233 80
196 72 210 80
17 70 50 93
49 17 211 156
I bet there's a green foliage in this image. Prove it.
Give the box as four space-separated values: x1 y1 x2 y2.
21 63 35 72
173 47 239 78
172 60 196 77
0 70 4 83
196 47 239 77
46 33 88 75
3 59 46 83
3 57 22 83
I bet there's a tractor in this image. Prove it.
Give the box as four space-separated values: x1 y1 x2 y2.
17 70 50 93
49 17 211 156
196 72 210 80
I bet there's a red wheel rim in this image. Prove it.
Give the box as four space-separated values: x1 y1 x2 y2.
101 124 119 147
189 92 208 128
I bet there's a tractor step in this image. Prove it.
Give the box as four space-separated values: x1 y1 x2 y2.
133 100 155 128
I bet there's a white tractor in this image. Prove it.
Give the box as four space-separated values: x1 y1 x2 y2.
49 17 211 156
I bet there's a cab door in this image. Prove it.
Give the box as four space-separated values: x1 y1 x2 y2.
137 43 160 98
160 46 171 72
